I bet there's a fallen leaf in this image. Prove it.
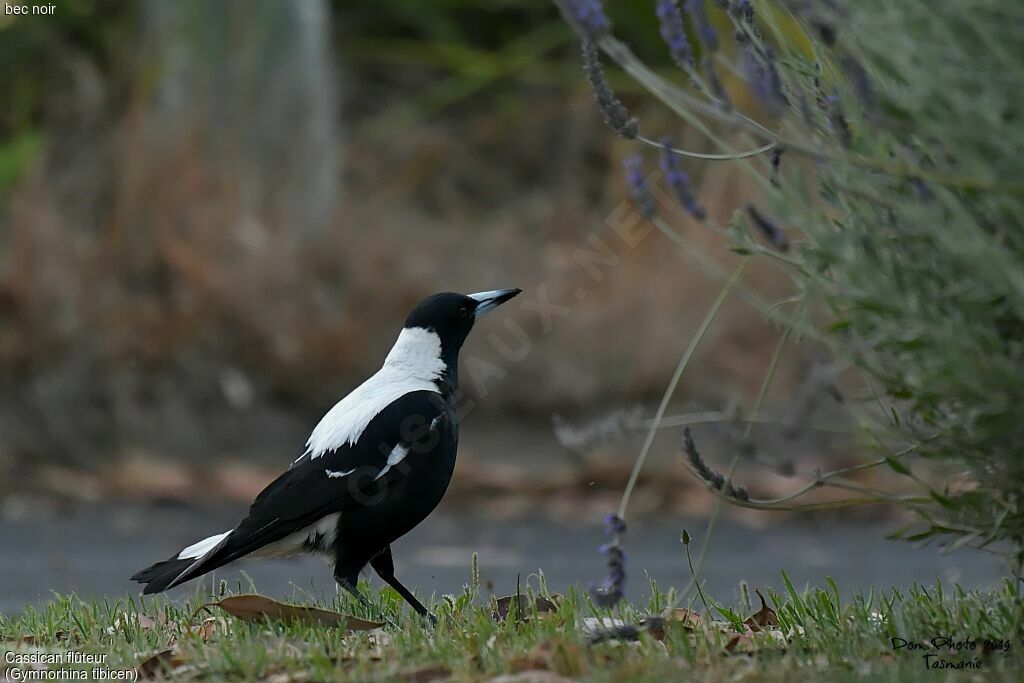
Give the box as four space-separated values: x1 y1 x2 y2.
744 590 780 632
490 672 576 683
107 612 157 637
644 608 703 640
724 632 756 654
200 594 383 630
725 627 789 656
491 594 562 621
136 647 187 679
395 663 451 682
187 616 229 641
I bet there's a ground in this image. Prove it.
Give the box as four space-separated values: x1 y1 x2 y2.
2 576 1021 682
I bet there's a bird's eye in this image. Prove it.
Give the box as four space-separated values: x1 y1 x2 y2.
458 306 469 319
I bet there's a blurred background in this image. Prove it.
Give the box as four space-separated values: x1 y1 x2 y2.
0 0 1002 611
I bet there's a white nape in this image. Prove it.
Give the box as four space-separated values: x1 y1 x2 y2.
178 531 231 560
303 327 445 459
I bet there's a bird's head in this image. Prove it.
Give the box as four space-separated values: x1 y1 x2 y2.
401 289 521 364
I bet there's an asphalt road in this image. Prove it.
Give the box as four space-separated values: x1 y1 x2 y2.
0 500 1006 615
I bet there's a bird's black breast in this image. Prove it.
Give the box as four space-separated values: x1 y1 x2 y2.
220 390 457 568
329 388 460 562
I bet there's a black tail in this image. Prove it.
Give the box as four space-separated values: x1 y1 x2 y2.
131 557 198 594
132 513 304 593
132 532 239 594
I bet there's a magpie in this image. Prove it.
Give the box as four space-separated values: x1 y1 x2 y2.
132 288 521 621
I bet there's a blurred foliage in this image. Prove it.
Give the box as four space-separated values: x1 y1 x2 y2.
0 0 136 193
781 0 1024 555
0 0 135 128
0 0 684 195
0 130 43 196
559 0 1024 558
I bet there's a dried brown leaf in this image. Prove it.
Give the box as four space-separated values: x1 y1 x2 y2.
724 632 756 654
643 607 704 640
135 647 187 680
491 594 562 622
187 616 229 642
744 590 780 632
490 672 576 683
397 663 451 682
200 594 383 630
107 612 157 637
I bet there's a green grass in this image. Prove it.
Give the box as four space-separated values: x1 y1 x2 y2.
2 574 1021 681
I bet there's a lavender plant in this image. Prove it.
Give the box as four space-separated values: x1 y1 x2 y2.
554 0 1024 568
590 513 627 607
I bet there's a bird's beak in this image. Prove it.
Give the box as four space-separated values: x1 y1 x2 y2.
468 288 522 318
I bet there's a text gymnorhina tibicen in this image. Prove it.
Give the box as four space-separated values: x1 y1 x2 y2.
132 289 522 622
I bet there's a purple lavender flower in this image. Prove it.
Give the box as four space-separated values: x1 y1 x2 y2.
746 203 790 252
660 138 706 220
733 0 755 25
743 47 787 115
563 0 612 37
604 512 627 535
731 0 762 41
656 0 694 70
623 156 658 219
581 39 638 139
590 513 627 607
769 147 782 187
684 0 719 52
682 427 750 500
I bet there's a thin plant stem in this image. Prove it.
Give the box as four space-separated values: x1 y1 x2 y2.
644 410 854 435
636 134 776 161
683 309 797 604
684 539 712 616
617 260 750 519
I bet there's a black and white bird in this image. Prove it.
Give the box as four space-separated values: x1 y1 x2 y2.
132 289 521 621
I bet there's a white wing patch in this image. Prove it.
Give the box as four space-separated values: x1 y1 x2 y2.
178 531 231 560
303 327 445 460
374 444 410 481
325 468 355 479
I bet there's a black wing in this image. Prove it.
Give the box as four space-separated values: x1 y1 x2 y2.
143 390 446 592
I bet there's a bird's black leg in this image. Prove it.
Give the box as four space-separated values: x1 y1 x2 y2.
370 546 437 625
334 564 398 629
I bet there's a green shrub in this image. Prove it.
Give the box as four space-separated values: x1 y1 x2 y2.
790 0 1024 554
557 0 1024 559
